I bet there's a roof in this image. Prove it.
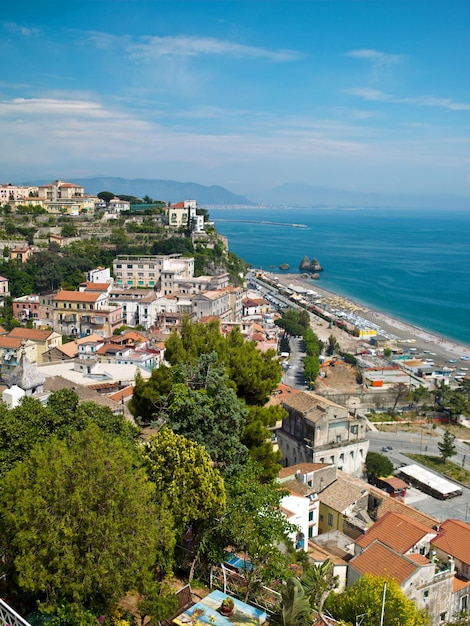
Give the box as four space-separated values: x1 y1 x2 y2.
432 519 470 565
368 484 439 528
278 463 328 479
53 290 102 303
282 391 346 419
0 336 24 349
349 541 419 584
8 328 56 342
356 511 434 553
319 476 367 513
82 282 112 291
379 476 408 490
283 478 316 497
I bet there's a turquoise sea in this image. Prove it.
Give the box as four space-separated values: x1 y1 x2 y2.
209 206 470 347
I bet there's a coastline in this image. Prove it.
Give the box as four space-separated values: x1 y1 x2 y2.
261 271 470 363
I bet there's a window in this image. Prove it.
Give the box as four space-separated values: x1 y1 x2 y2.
440 613 447 622
327 513 333 526
423 590 429 602
319 514 324 522
461 596 468 611
308 526 314 539
351 425 358 434
308 511 314 522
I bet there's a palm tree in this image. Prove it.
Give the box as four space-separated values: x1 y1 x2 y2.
301 560 338 623
269 578 311 626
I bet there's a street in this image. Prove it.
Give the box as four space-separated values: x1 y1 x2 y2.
367 430 470 523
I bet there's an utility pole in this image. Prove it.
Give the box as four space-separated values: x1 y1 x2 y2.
380 582 387 626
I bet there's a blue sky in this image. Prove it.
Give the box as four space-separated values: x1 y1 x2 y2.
2 0 470 201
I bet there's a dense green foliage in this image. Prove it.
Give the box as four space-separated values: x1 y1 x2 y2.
326 574 429 626
365 451 394 479
142 426 226 533
0 425 160 613
0 389 139 478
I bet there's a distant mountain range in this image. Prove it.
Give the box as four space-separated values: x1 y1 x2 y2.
22 176 470 209
24 176 255 206
264 182 470 210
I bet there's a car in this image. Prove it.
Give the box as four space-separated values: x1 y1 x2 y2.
461 356 470 361
447 359 457 363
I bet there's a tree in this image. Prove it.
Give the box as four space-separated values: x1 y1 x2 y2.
162 353 248 472
303 355 320 384
0 425 163 613
97 191 114 205
365 451 394 479
269 578 312 626
242 404 284 482
201 460 295 599
301 560 338 618
412 385 431 410
437 429 457 463
326 334 340 356
142 426 226 534
326 574 428 626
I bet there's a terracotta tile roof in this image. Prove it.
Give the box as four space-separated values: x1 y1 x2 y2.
8 328 55 341
453 576 470 593
53 290 102 303
53 342 78 358
282 478 315 497
108 386 134 402
319 476 367 513
432 519 470 566
356 511 435 553
368 484 439 528
349 541 419 584
0 336 24 349
76 334 104 344
379 477 408 490
278 463 328 479
82 282 112 290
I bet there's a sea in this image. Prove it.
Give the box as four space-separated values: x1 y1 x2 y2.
208 206 470 347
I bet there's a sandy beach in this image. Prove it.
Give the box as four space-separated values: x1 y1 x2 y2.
261 271 470 365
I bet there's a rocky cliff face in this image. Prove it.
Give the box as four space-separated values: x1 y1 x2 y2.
299 256 323 272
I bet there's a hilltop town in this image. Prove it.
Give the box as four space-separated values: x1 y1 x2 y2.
0 179 470 626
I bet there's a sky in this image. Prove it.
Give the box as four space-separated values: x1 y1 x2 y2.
2 0 470 202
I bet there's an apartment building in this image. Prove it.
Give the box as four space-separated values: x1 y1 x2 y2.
7 328 62 364
277 391 369 477
52 290 123 337
112 254 194 290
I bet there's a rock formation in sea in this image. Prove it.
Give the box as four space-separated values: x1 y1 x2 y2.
299 256 323 272
279 263 290 270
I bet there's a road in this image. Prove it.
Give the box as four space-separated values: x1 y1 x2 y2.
368 430 470 523
282 336 308 390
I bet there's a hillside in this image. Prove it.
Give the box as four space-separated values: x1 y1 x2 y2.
23 177 255 207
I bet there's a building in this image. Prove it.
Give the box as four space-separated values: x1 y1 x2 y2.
192 290 232 321
0 336 37 372
318 474 371 537
10 245 35 263
112 254 194 290
0 275 9 301
0 182 34 202
167 200 204 231
278 463 336 547
108 288 161 328
278 391 369 477
52 290 123 337
7 328 62 364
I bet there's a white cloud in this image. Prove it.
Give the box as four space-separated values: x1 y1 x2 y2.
344 88 470 111
127 35 303 62
346 49 404 66
3 21 40 37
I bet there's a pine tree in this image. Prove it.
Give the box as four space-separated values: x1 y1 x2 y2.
437 429 457 463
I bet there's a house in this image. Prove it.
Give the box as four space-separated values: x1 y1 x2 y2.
431 519 470 618
278 391 369 476
348 540 454 626
192 290 232 321
167 200 204 231
0 336 37 371
12 294 41 322
10 245 35 263
0 275 9 300
318 473 371 538
52 290 123 337
7 328 62 364
278 463 336 547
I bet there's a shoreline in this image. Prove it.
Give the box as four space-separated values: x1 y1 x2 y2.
260 271 470 363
